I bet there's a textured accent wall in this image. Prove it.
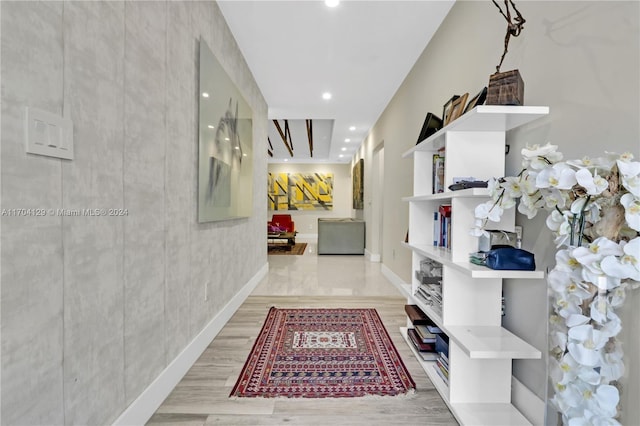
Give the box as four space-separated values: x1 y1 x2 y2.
0 1 267 424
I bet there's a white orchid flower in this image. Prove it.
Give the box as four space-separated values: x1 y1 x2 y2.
474 200 503 223
567 324 608 367
500 176 524 198
555 248 582 271
588 384 620 418
546 210 578 247
599 312 622 339
568 155 617 172
536 162 578 190
566 314 590 327
599 340 625 382
553 294 583 319
548 268 593 308
575 168 608 195
546 209 568 232
519 171 539 195
620 193 640 232
567 156 596 169
517 192 541 219
601 237 640 281
573 237 623 267
588 294 621 336
608 283 628 308
542 188 569 209
498 194 516 210
570 197 595 217
522 142 563 169
617 158 640 197
487 177 502 200
617 152 635 161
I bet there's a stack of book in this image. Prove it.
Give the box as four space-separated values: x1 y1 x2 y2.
434 351 449 385
437 204 451 249
414 282 442 315
404 305 444 361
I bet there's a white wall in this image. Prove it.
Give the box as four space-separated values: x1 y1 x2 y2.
268 162 352 235
0 1 267 424
361 0 639 422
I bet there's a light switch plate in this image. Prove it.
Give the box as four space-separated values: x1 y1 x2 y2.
24 107 73 160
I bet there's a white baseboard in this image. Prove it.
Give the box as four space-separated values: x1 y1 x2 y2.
112 262 269 426
365 249 381 262
381 264 410 297
512 376 545 425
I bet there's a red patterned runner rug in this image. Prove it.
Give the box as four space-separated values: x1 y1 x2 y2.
230 307 415 398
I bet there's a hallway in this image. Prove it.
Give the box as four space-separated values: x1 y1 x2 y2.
147 239 457 425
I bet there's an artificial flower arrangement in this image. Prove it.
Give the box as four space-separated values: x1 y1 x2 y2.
471 143 640 425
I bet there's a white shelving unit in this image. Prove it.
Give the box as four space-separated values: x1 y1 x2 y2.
401 105 549 425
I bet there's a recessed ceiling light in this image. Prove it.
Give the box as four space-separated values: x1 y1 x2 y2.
284 159 288 162
322 92 332 100
349 126 356 131
207 125 214 129
325 0 339 7
341 147 347 151
339 154 344 158
202 92 209 98
225 137 230 141
345 138 351 142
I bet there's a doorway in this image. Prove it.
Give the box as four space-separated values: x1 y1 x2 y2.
370 143 384 262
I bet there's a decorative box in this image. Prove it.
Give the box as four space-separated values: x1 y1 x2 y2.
486 69 524 106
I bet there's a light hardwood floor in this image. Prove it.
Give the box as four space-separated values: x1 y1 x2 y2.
148 241 458 425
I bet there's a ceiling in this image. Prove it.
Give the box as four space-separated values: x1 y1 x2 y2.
217 0 455 164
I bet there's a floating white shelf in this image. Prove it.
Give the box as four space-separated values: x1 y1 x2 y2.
404 295 540 360
402 187 490 202
400 327 533 426
445 326 541 359
403 105 550 158
402 242 545 279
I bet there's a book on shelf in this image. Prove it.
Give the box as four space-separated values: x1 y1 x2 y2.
438 204 451 249
435 333 449 358
439 351 449 368
407 328 437 353
404 304 430 325
414 324 439 343
432 153 445 194
433 363 449 385
417 349 439 361
436 358 449 379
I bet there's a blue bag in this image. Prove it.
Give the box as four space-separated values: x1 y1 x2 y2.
485 247 536 271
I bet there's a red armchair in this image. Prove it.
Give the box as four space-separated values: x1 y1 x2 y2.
268 214 295 234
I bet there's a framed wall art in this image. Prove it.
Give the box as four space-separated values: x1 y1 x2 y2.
416 113 442 145
352 158 364 210
448 92 469 124
463 87 488 114
198 38 253 222
268 172 333 211
442 95 460 126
